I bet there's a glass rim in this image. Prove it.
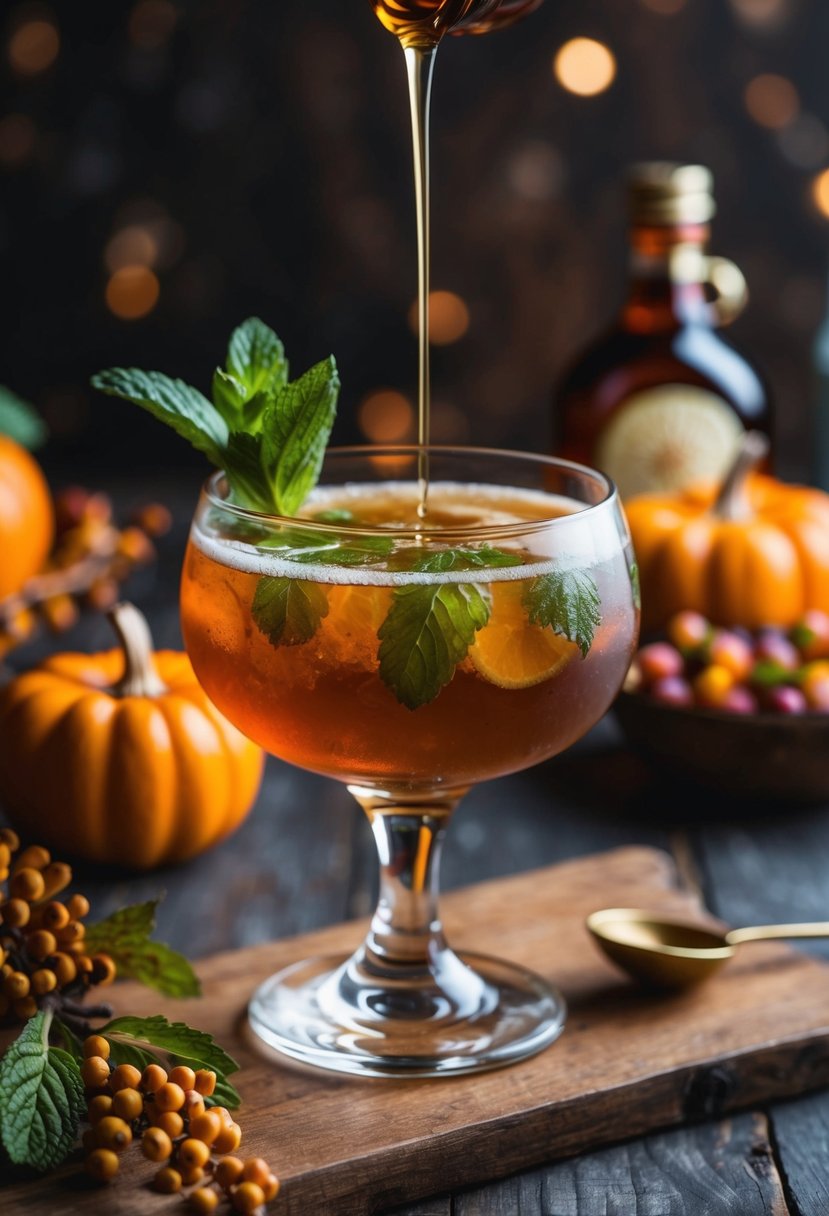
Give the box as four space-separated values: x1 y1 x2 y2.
201 444 619 542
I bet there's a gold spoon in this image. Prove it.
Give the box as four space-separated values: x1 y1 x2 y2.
586 907 829 990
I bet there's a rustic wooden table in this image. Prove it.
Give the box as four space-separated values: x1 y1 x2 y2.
4 478 829 1216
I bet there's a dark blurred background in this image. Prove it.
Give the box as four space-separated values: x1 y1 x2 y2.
2 0 829 485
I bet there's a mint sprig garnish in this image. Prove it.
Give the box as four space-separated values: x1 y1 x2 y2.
523 569 601 658
84 899 201 998
0 1011 85 1171
92 317 339 516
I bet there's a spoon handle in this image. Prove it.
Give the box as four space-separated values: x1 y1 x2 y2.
726 922 829 945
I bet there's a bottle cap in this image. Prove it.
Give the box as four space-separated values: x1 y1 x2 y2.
629 162 716 226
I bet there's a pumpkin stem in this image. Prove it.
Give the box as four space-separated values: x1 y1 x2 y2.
712 430 770 522
108 602 168 698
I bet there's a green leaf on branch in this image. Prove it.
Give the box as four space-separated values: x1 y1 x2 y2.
100 1015 239 1078
0 386 47 449
84 900 201 998
252 576 329 646
0 1012 84 1171
378 581 491 710
523 568 601 658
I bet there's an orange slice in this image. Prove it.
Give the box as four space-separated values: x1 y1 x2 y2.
470 580 578 689
318 583 393 664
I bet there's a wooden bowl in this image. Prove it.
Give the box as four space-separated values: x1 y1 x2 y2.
614 692 829 803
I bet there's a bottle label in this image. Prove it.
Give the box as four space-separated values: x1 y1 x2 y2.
595 383 744 498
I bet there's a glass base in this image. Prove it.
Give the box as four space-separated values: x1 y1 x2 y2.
247 949 566 1078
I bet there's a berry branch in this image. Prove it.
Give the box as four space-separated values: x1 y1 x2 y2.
0 489 171 660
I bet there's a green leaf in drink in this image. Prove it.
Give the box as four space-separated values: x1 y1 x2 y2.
378 580 492 710
252 575 330 646
523 568 601 658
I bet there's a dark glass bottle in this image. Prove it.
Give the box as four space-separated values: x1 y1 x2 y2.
553 164 771 499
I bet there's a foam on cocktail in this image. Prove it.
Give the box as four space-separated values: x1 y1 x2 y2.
192 481 622 586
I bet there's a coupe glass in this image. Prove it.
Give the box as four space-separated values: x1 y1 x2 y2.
180 446 639 1077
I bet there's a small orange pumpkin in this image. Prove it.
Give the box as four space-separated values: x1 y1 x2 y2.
626 432 829 633
0 603 264 869
0 435 54 599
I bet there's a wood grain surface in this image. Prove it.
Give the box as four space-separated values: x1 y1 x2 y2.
4 845 829 1216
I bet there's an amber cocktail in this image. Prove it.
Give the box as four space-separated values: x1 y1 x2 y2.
180 446 638 1076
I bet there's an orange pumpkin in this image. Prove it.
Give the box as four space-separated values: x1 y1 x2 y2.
0 603 264 869
0 435 54 599
626 432 829 633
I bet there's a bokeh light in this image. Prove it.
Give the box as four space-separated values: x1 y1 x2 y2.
407 291 470 346
744 74 798 130
507 142 565 201
811 169 829 219
8 17 59 76
778 115 829 170
0 114 36 167
553 38 616 98
128 0 178 50
358 390 414 443
729 0 792 29
430 401 471 444
105 226 159 272
105 266 160 320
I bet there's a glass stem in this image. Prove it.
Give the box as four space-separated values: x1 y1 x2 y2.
404 43 437 521
349 787 463 968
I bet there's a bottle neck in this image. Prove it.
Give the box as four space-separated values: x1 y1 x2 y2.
623 222 711 332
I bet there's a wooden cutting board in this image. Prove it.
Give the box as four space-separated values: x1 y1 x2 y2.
5 845 829 1216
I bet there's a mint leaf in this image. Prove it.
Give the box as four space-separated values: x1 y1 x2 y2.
227 317 288 398
523 569 600 658
630 562 641 612
53 1018 84 1063
224 431 274 512
91 368 228 466
212 368 248 427
379 582 491 709
262 356 339 515
0 1012 84 1171
269 528 395 568
314 508 354 523
0 385 47 449
408 545 522 574
84 900 201 998
252 576 329 646
100 1015 239 1078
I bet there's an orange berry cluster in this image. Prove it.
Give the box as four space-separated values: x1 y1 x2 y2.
0 487 171 657
81 1040 279 1213
0 832 115 1022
